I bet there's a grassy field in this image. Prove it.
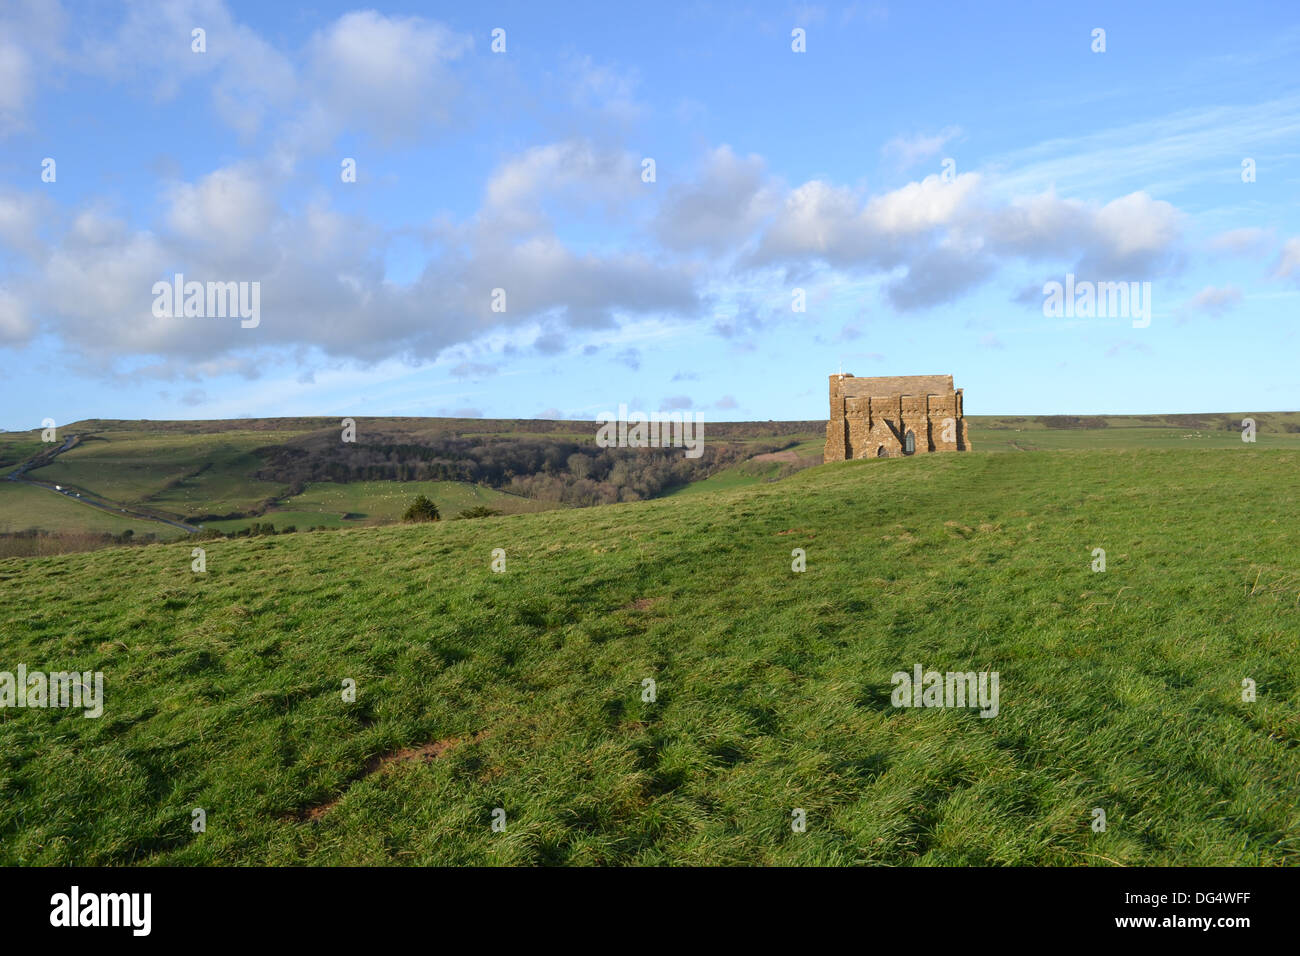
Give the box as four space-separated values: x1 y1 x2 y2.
26 430 299 516
203 481 553 532
666 438 825 497
1 444 1296 865
968 412 1300 452
3 413 1295 540
0 481 186 540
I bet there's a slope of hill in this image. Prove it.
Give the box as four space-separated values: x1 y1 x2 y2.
0 418 825 546
3 414 1296 545
1 445 1295 865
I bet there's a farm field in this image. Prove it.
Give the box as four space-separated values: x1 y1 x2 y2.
24 429 304 517
203 480 554 532
665 438 825 497
0 417 823 539
1 445 1295 865
0 481 186 539
969 413 1300 452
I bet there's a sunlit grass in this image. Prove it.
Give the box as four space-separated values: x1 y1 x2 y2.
0 446 1296 865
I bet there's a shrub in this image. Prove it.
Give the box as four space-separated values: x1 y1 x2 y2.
457 506 502 519
402 495 441 523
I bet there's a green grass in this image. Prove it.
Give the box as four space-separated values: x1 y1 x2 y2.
0 482 186 539
1 445 1296 865
4 414 1295 539
283 480 552 521
666 438 825 497
201 482 549 533
968 412 1300 453
27 431 299 517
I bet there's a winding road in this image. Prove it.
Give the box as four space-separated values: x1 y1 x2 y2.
5 434 200 534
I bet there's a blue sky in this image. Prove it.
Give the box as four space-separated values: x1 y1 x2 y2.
1 0 1298 429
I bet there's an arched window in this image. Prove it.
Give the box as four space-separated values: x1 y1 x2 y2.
876 445 887 457
904 430 916 455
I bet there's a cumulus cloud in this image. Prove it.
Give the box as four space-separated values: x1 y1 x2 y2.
885 240 995 310
166 165 276 250
653 146 779 252
483 140 643 233
0 287 33 343
1 133 704 374
987 189 1183 275
749 173 982 272
0 38 31 130
78 0 295 138
0 0 66 133
746 175 1183 309
304 10 472 142
0 191 48 256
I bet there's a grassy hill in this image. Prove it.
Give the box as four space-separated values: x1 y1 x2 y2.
1 444 1295 865
5 412 1295 544
0 417 825 542
203 480 550 532
0 481 186 540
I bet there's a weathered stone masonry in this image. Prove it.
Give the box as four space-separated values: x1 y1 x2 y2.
824 373 970 462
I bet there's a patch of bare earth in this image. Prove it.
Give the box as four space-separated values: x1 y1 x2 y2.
623 597 662 612
296 735 474 822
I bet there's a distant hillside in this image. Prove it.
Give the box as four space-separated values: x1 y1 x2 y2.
0 417 825 551
2 412 1297 551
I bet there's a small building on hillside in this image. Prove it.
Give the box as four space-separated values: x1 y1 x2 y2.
825 373 970 462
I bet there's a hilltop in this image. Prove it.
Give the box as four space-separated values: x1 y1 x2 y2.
1 443 1296 864
2 412 1298 554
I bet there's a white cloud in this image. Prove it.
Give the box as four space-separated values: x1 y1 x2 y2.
881 127 962 169
304 11 472 142
483 140 642 233
0 0 66 133
166 165 275 250
0 39 31 129
653 145 779 252
80 0 295 136
0 287 33 343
